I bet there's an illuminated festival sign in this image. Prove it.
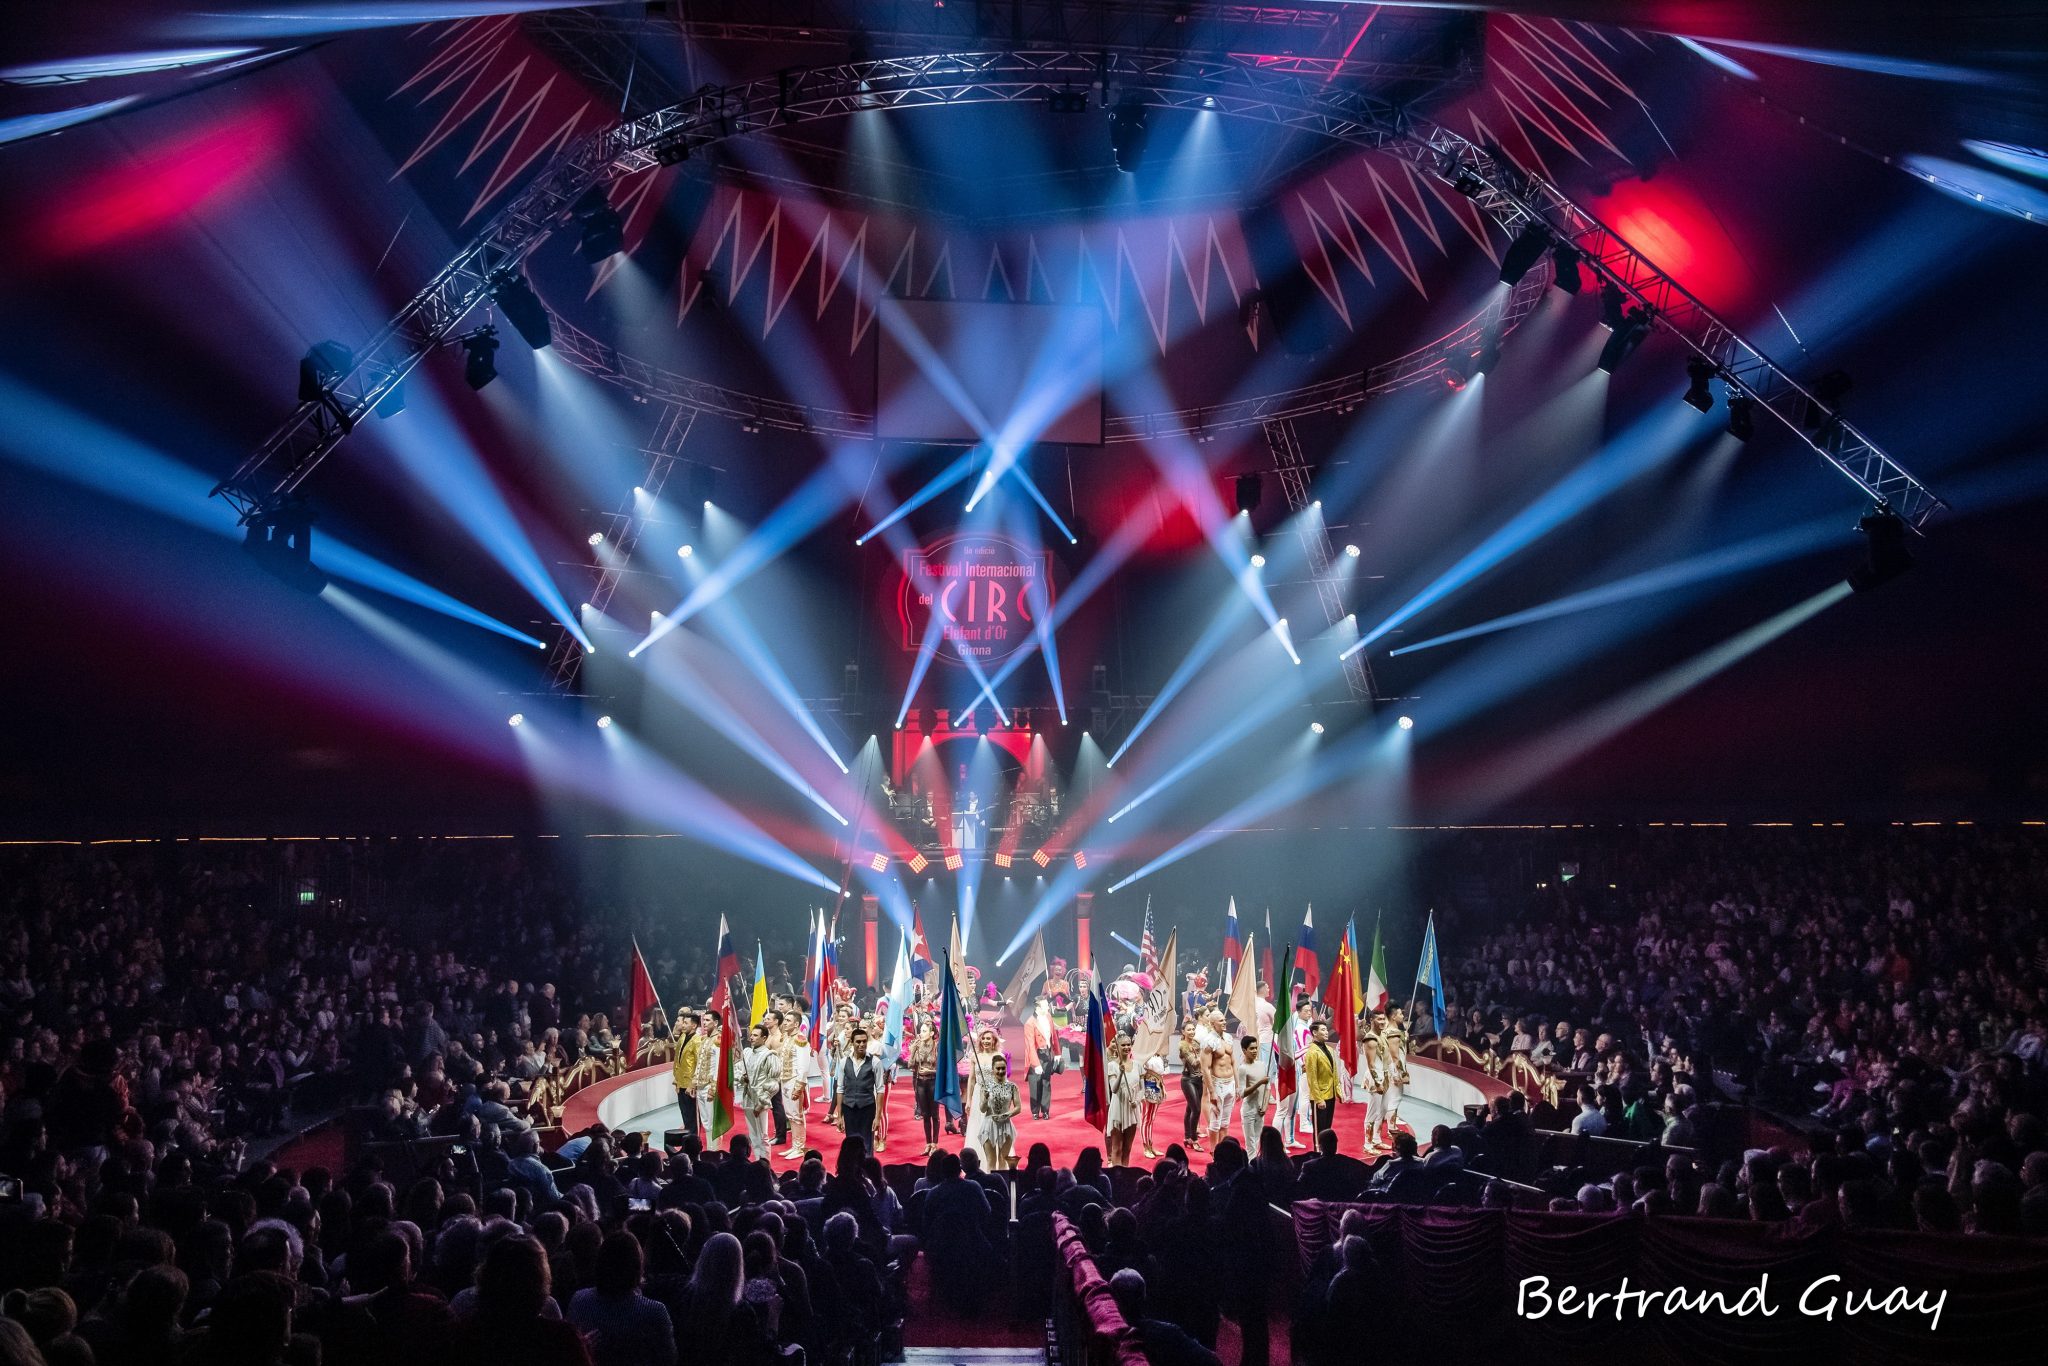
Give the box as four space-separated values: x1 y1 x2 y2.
898 533 1053 665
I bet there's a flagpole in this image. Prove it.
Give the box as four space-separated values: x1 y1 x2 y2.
1406 909 1431 1024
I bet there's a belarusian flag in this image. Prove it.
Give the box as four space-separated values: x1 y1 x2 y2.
710 971 747 1146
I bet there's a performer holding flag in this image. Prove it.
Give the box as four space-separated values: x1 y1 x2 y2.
1272 942 1313 1150
1412 909 1447 1038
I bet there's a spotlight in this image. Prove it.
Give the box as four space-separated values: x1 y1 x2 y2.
1450 166 1485 198
588 532 605 547
907 853 929 874
460 327 500 390
508 713 525 727
869 852 890 873
1249 553 1266 569
596 715 613 729
1499 223 1551 286
1310 721 1326 735
1398 715 1414 730
1599 284 1629 332
1109 99 1149 173
1233 472 1262 516
580 603 592 612
1551 242 1583 294
490 270 552 350
1344 544 1361 558
1032 849 1051 868
945 852 965 872
993 852 1013 869
1848 506 1913 592
1047 88 1088 114
678 544 694 558
1072 851 1087 870
650 134 690 166
1726 393 1756 442
569 185 624 263
1682 358 1717 413
1598 306 1652 374
241 496 328 595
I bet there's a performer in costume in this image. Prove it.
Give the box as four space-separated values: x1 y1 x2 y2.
838 1022 883 1153
672 1012 704 1139
1359 1033 1390 1155
1024 995 1058 1120
1183 969 1212 1021
1304 1020 1340 1143
1176 1020 1206 1148
1139 1050 1167 1158
822 1000 854 1128
1197 1008 1237 1149
690 1009 720 1140
1104 1034 1141 1167
738 1024 781 1153
776 1010 808 1158
1383 1008 1411 1142
910 1014 941 1154
1278 986 1315 1149
1236 1035 1270 1151
961 1026 1003 1160
980 1055 1021 1170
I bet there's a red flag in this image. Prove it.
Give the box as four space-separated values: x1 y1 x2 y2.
625 940 661 1067
710 914 740 1010
1081 978 1109 1135
1261 908 1276 995
713 969 747 1147
1324 937 1358 1076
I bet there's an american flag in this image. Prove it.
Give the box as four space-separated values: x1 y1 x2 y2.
1140 898 1159 976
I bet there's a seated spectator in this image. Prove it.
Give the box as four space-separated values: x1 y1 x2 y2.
566 1232 674 1366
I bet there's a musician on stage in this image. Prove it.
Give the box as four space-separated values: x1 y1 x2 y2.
1024 995 1059 1120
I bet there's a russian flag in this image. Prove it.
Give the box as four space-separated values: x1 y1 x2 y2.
909 905 935 981
711 914 741 1010
1294 905 1321 999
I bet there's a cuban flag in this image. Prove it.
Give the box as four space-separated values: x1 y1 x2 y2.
1222 898 1242 994
1294 905 1321 999
710 914 740 1010
910 905 935 981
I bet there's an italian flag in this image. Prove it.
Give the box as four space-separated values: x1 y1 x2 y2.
1367 916 1390 1013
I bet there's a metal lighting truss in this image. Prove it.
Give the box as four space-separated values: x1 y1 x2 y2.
1380 129 1946 528
217 50 1937 536
1262 416 1376 704
542 404 699 691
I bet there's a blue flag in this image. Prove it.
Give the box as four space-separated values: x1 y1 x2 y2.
1415 910 1446 1037
933 952 966 1119
881 934 913 1059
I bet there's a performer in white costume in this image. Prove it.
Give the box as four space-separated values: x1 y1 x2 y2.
1277 994 1314 1149
738 1024 781 1153
1359 1034 1390 1156
1196 1009 1236 1148
962 1026 1003 1168
1382 1009 1411 1142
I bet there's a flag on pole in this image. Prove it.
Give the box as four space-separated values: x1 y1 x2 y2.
711 915 741 1011
812 914 840 1049
1261 908 1276 995
711 969 748 1146
1273 939 1297 1103
802 910 824 1040
749 944 770 1029
881 933 913 1058
1227 931 1259 1036
1131 930 1177 1063
933 953 966 1120
1415 910 1446 1037
1324 931 1359 1076
1295 906 1322 998
625 939 663 1067
1001 933 1049 1021
1139 899 1159 977
1081 969 1109 1134
1344 918 1365 1018
1366 914 1389 1013
948 913 967 985
909 906 934 981
1222 898 1242 995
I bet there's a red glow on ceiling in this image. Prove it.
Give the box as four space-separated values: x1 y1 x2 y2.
1588 175 1752 314
29 100 297 263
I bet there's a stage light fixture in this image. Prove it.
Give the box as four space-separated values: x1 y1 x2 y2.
1598 307 1652 374
1109 99 1150 173
508 713 525 727
869 852 890 873
1310 721 1326 735
1599 284 1629 332
1233 472 1262 516
1848 507 1913 592
1682 358 1717 413
241 497 328 595
678 544 694 558
1047 88 1088 114
993 852 1013 869
1249 553 1266 569
1450 166 1485 198
651 134 690 166
1499 223 1551 286
1397 715 1415 730
1727 393 1756 442
569 185 624 263
596 715 613 729
490 269 552 349
1344 544 1361 558
588 532 605 547
298 341 354 431
907 853 929 874
1551 242 1583 294
1073 851 1087 870
580 602 592 612
945 852 965 872
460 327 500 390
1032 849 1052 868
